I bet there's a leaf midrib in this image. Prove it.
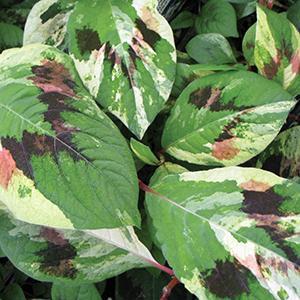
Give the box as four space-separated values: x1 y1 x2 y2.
148 178 300 271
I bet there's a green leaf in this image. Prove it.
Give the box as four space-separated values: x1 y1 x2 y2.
67 0 176 139
0 44 140 230
257 126 300 178
146 164 300 299
233 1 256 19
0 22 23 51
287 0 300 31
130 138 160 166
170 11 196 30
162 70 295 166
172 63 244 98
23 0 77 47
0 209 156 283
52 283 102 300
254 5 300 96
195 0 238 38
1 283 26 300
242 23 256 66
186 33 237 65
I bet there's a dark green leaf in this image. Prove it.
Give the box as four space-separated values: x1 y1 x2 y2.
186 33 237 65
51 283 102 300
195 0 238 38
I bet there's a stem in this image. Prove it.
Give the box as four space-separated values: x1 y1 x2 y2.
160 277 181 300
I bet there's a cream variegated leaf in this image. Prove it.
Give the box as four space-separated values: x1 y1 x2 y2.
0 209 156 283
162 70 295 166
146 164 300 299
24 0 176 138
0 44 140 230
254 5 300 96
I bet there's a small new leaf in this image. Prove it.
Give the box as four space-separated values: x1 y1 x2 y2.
130 138 160 166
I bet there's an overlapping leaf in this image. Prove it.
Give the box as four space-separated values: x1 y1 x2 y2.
0 209 155 284
0 44 139 229
257 126 300 178
146 164 300 299
255 5 300 96
162 70 295 166
24 0 177 138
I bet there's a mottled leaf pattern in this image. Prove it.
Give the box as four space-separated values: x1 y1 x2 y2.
67 0 176 138
254 5 300 96
0 209 155 283
146 164 300 299
162 70 294 166
23 0 76 47
24 0 176 138
257 126 300 178
0 44 139 229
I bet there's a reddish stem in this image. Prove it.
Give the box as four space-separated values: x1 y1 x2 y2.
139 179 160 195
160 277 180 300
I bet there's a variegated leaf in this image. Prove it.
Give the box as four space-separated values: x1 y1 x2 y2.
67 0 176 139
257 126 300 178
172 63 241 98
130 138 160 166
254 5 300 96
24 0 176 138
146 164 300 299
162 70 295 166
0 44 140 230
0 209 156 284
23 0 76 47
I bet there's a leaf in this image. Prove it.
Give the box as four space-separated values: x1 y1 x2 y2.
67 0 176 139
254 5 300 96
287 0 300 31
162 70 295 166
170 11 196 30
257 126 300 178
130 138 160 166
52 283 102 300
23 0 76 47
186 33 237 65
231 1 256 19
0 209 156 283
242 23 256 66
146 164 300 299
0 44 140 230
0 22 23 51
172 63 243 98
1 283 26 300
195 0 238 38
